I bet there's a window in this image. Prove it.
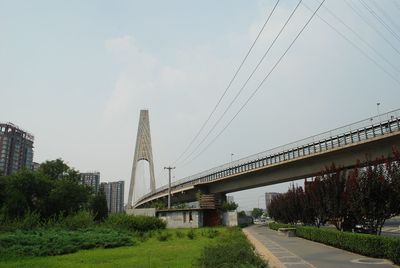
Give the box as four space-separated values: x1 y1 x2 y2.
183 212 186 223
189 211 193 222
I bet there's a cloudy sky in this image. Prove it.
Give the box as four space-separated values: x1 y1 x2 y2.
1 0 400 210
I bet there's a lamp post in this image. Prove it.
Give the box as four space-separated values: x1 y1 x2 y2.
377 102 381 121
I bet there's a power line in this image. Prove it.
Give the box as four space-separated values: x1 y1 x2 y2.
343 0 400 57
182 0 326 166
370 1 400 32
172 0 281 165
358 0 400 42
303 1 400 79
178 0 303 165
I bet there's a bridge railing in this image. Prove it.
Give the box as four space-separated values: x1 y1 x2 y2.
135 108 400 206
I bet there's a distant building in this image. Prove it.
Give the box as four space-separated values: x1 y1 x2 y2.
102 181 124 213
226 195 234 203
32 162 41 171
0 122 34 175
80 172 100 193
265 192 280 214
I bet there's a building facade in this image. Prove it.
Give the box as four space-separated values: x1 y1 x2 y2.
0 123 34 175
102 181 124 213
265 192 280 215
80 172 100 193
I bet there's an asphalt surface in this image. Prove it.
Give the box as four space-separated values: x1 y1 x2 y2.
245 224 396 268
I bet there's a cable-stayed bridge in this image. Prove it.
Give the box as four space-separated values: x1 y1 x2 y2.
134 108 400 208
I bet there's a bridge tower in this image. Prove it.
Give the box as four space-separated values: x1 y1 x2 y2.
128 110 156 207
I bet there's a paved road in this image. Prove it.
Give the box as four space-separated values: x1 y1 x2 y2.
245 224 396 268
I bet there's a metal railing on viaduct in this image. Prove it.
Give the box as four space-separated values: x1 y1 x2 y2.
135 109 400 207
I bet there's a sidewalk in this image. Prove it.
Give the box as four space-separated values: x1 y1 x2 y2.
243 224 396 268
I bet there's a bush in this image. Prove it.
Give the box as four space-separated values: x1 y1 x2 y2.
175 230 185 238
201 229 219 239
268 222 294 231
58 210 95 230
222 201 239 211
187 229 196 240
104 214 166 232
157 231 172 241
0 227 133 258
196 227 266 268
294 226 400 264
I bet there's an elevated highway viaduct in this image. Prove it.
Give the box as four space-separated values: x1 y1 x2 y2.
134 110 400 208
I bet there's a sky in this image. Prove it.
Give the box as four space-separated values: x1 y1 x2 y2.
1 0 400 210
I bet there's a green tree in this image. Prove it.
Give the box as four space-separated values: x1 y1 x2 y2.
2 169 52 218
222 201 238 211
251 208 263 219
89 188 108 222
46 179 90 217
38 159 80 182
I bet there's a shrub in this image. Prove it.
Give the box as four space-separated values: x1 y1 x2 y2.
175 230 185 238
201 229 219 239
58 210 95 230
222 201 238 211
196 227 266 268
268 222 294 231
187 229 196 240
157 231 172 241
104 214 166 232
0 227 133 258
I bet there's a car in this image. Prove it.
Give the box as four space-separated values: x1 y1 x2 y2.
353 224 375 234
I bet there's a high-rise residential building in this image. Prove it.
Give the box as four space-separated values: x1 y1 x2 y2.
80 172 100 193
265 192 280 214
101 181 124 213
0 122 34 176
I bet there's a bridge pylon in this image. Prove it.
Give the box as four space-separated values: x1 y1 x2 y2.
128 110 156 207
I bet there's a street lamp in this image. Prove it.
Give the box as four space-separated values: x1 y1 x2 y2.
377 102 381 120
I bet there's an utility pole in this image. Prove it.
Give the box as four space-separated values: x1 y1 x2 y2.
164 166 175 209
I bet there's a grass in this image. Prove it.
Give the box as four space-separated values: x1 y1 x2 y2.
0 228 226 268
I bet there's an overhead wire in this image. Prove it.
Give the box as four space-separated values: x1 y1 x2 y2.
181 0 326 166
171 0 281 166
304 1 400 77
369 1 400 32
343 0 400 57
358 0 400 42
178 0 303 166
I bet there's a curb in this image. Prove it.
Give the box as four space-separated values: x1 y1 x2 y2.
242 228 286 268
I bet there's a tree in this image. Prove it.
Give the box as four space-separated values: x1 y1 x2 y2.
251 208 264 219
2 169 52 218
319 165 349 230
222 201 238 211
89 187 108 221
238 210 247 218
38 159 80 182
45 179 90 217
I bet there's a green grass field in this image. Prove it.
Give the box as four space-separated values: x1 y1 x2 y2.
0 229 223 268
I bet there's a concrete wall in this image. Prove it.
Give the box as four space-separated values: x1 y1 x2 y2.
158 210 203 228
126 208 156 217
223 211 238 226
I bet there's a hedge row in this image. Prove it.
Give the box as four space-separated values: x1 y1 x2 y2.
268 223 400 264
296 226 400 264
268 222 294 231
103 214 166 232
